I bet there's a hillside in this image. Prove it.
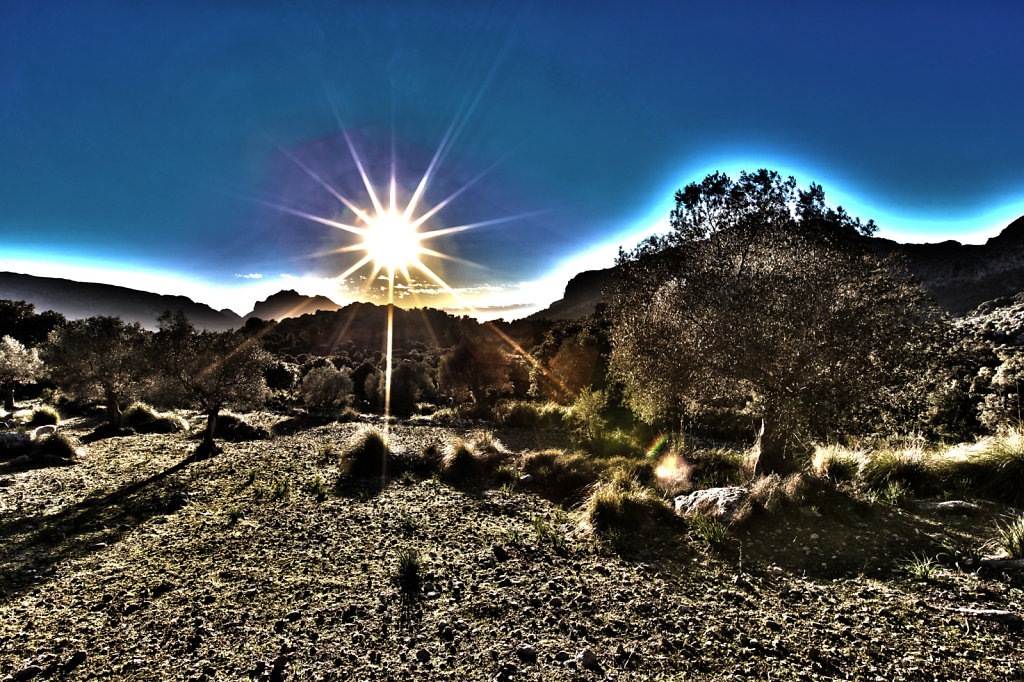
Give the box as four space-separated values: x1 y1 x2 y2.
1 412 1021 679
0 272 241 331
245 290 344 322
531 216 1024 320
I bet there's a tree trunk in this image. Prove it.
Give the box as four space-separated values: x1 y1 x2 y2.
3 386 13 412
107 395 122 430
197 409 219 458
750 416 796 476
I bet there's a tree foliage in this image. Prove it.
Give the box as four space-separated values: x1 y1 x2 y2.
300 365 354 413
0 335 43 411
608 170 943 472
0 299 66 346
154 311 270 454
45 316 149 428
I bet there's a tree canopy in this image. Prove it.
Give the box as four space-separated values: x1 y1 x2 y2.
608 170 943 472
0 335 43 411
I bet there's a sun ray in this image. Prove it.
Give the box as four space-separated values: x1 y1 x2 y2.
417 211 548 239
338 253 374 280
408 152 514 229
263 202 367 237
343 132 385 216
273 143 375 224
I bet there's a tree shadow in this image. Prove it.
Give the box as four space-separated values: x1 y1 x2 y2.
0 454 198 604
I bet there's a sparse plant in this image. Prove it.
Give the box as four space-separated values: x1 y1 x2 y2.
904 552 939 581
994 514 1024 558
305 475 327 501
395 547 422 595
28 404 60 426
399 514 419 534
880 480 911 507
500 479 517 497
399 470 417 486
227 506 244 525
690 514 728 546
31 431 81 460
271 477 291 501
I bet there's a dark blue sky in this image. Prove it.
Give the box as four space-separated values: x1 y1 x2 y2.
2 1 1023 315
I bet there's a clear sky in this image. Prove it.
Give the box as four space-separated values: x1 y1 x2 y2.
2 1 1023 318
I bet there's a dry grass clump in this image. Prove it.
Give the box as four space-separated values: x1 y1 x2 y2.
32 432 82 460
27 405 60 426
811 444 861 483
580 468 671 532
438 436 505 479
123 402 189 433
496 401 542 428
747 472 813 513
521 449 602 498
339 427 394 478
953 428 1024 504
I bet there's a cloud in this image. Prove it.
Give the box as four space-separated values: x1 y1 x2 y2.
234 273 263 279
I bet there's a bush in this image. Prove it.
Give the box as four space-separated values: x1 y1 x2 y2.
339 427 394 478
521 449 602 498
301 366 354 413
497 401 542 428
580 469 670 532
28 405 60 426
213 413 270 441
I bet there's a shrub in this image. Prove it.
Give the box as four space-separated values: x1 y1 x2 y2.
28 405 60 426
960 429 1024 504
858 449 933 495
301 365 354 413
995 514 1024 558
497 401 542 428
339 427 393 478
580 469 670 532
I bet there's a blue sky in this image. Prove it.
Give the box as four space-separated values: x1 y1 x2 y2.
2 1 1023 317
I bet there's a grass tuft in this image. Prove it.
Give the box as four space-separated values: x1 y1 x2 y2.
580 468 670 532
28 405 60 426
994 514 1024 558
339 427 393 479
395 547 422 595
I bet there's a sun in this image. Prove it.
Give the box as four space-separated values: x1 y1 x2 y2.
360 209 423 272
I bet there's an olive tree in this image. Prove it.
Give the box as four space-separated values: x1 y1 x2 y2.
608 170 941 473
45 317 149 428
154 311 270 456
0 335 43 411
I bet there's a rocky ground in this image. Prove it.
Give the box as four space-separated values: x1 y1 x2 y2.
1 411 1022 681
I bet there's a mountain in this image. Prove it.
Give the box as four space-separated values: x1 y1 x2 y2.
245 289 343 321
0 272 241 330
530 216 1024 320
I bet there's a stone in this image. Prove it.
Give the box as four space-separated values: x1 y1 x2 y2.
554 650 571 662
674 487 749 522
917 500 982 514
492 544 509 561
31 424 56 439
515 643 536 662
576 648 599 669
416 648 431 663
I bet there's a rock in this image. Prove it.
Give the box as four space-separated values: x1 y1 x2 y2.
415 648 431 663
554 650 571 662
286 610 301 622
674 487 749 522
917 500 982 514
31 424 56 440
515 643 536 662
492 544 509 561
943 607 1023 625
576 648 599 669
64 651 87 671
0 432 31 449
13 666 43 681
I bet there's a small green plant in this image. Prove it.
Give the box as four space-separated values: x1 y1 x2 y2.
529 514 568 554
580 469 670 532
880 480 911 507
904 552 939 580
395 547 422 595
271 477 291 501
317 438 335 462
690 514 728 546
227 506 244 525
995 514 1024 558
242 470 257 488
399 470 417 486
399 514 419 534
503 527 522 546
500 480 517 497
28 405 60 426
304 475 327 501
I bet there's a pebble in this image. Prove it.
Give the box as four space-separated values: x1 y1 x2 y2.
515 643 536 662
577 647 598 669
415 648 431 663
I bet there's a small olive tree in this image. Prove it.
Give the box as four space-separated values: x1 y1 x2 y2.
154 311 270 455
608 170 942 473
0 335 43 411
45 317 149 428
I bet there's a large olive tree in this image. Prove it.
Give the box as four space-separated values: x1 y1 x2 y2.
45 316 149 428
0 335 43 411
608 170 942 473
154 311 270 456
